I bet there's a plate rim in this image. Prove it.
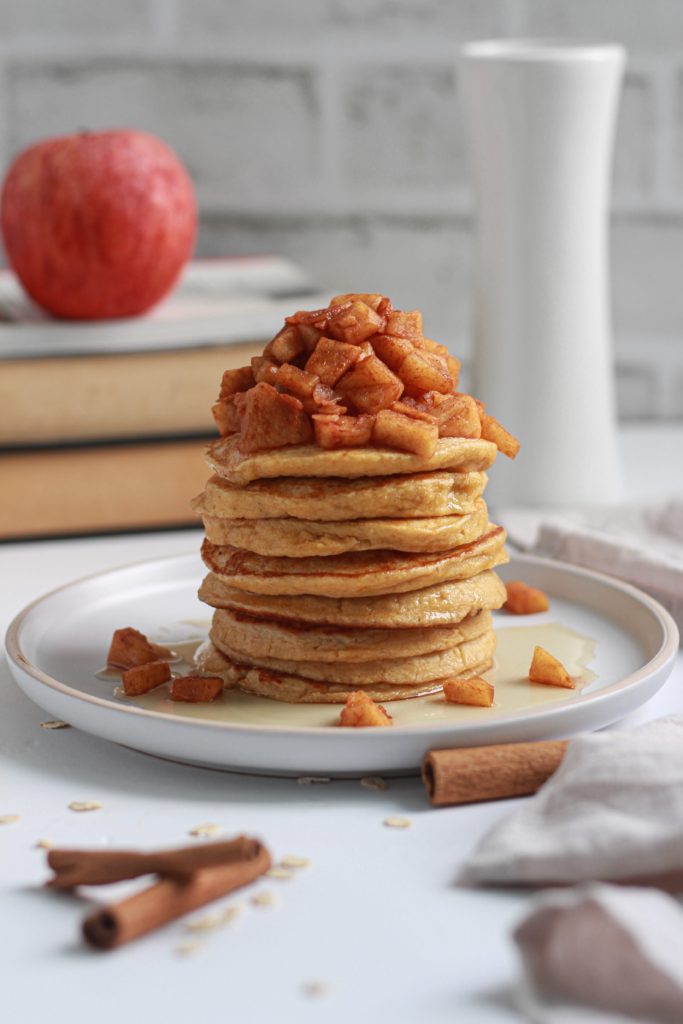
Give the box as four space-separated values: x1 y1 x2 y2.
4 550 680 740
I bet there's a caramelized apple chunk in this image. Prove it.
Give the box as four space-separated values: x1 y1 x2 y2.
384 310 423 339
107 627 172 670
274 362 320 398
305 336 362 386
326 299 385 344
219 366 255 399
170 675 224 703
399 350 453 395
504 580 550 615
529 647 574 689
297 323 322 354
286 301 351 328
336 355 403 413
433 394 482 438
270 324 306 364
481 413 521 459
251 355 279 385
338 690 393 727
330 292 387 313
443 677 494 707
312 413 374 449
373 408 438 458
390 401 438 424
299 383 346 415
371 334 414 373
236 382 313 454
212 397 240 436
122 660 172 697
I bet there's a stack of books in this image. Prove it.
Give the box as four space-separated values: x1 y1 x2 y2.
0 257 326 539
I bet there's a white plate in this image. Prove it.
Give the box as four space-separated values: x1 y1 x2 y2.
5 553 679 776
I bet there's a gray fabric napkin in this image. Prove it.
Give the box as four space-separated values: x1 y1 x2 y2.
513 884 683 1023
461 715 683 1021
460 715 683 888
499 500 683 635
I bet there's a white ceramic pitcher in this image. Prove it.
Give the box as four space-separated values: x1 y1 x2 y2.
460 40 625 507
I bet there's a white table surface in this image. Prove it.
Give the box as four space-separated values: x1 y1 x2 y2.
2 423 681 1024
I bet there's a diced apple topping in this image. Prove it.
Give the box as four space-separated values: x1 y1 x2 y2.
210 293 518 457
107 627 173 670
336 355 404 414
384 310 422 339
371 333 414 373
270 324 306 364
312 413 374 449
481 413 521 460
305 336 362 386
331 292 386 313
274 362 320 398
326 299 386 344
373 408 439 458
432 394 482 438
235 382 313 454
338 690 393 727
219 365 255 399
212 396 240 436
399 350 453 395
251 355 279 385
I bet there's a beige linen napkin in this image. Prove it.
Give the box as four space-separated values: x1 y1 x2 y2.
460 715 683 888
499 500 683 635
513 884 683 1023
462 716 683 1020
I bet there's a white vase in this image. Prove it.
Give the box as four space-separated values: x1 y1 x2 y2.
460 41 625 507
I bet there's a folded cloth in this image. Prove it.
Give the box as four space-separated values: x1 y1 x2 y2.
499 500 683 637
460 715 683 888
513 884 683 1024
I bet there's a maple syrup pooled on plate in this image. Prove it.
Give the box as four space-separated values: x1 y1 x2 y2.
115 622 595 730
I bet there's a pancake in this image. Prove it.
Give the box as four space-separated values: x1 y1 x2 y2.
196 641 494 703
207 435 498 485
193 471 488 522
209 607 492 663
201 526 508 598
201 500 489 556
198 568 507 627
210 628 495 685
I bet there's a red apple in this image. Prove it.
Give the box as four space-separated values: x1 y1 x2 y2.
0 130 197 319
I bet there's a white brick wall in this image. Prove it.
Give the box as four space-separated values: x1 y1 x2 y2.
0 0 682 418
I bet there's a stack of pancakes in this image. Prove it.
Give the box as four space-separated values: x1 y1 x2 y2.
193 434 509 703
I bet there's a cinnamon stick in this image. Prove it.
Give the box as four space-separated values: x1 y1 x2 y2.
47 837 258 889
422 739 569 806
51 836 270 951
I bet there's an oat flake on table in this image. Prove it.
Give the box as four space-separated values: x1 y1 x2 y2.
251 891 276 908
303 980 330 998
175 940 204 956
383 816 412 829
185 904 242 933
39 720 71 730
0 814 20 825
361 776 388 791
188 823 221 838
280 855 311 870
266 866 294 880
68 801 102 812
